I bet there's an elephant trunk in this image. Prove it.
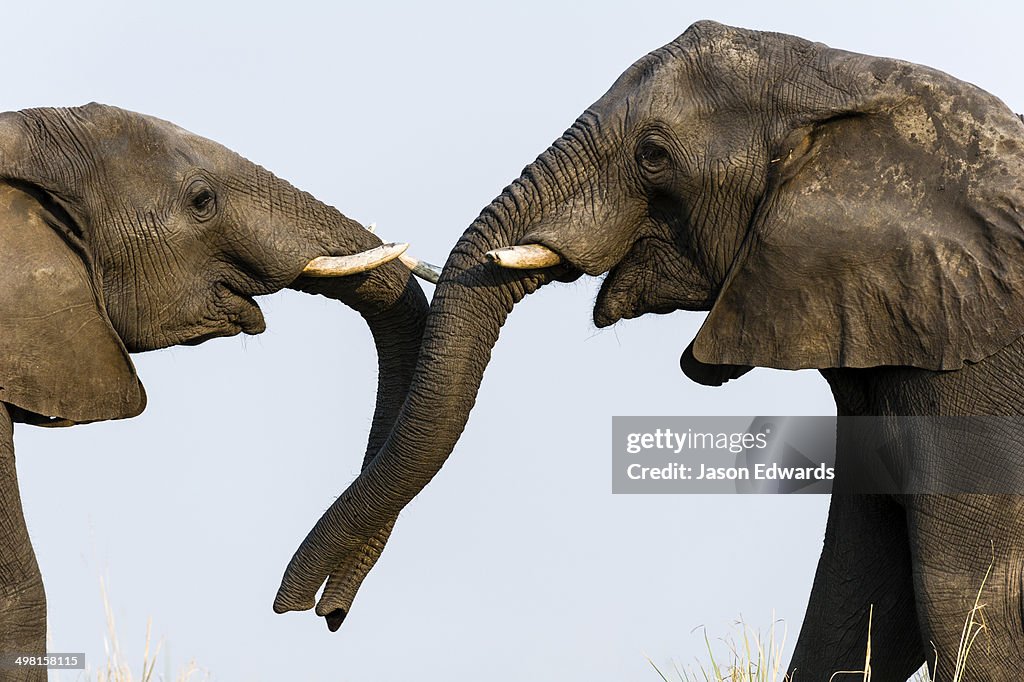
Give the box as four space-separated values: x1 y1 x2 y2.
288 266 428 629
274 149 584 616
256 180 429 626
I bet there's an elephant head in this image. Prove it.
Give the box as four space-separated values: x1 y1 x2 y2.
273 21 1024 623
0 101 439 418
0 103 434 626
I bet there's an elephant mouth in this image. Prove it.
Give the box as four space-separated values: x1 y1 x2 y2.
593 237 664 328
180 285 266 346
593 236 715 328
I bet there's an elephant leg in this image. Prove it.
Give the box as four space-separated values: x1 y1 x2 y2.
788 493 926 681
906 495 1024 680
0 405 47 681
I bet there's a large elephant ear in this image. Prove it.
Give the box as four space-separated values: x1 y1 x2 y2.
0 182 145 425
689 44 1024 374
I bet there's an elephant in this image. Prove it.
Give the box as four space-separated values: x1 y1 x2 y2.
272 21 1024 680
0 103 438 678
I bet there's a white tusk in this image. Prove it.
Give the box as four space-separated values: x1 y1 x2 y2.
484 244 562 269
360 222 441 284
398 254 442 284
302 242 409 277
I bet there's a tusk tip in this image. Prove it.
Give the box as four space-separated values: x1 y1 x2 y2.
399 253 442 284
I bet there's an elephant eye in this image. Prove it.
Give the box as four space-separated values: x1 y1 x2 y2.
637 141 671 174
187 182 217 221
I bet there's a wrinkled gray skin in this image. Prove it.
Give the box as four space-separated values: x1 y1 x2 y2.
0 104 428 678
274 22 1024 679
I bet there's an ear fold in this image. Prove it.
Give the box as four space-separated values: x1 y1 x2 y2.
680 341 751 386
691 45 1024 373
0 182 145 425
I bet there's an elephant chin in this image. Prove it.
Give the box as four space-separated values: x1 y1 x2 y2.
230 293 268 336
593 272 636 328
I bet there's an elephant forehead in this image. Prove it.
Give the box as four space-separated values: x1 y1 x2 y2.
88 108 232 174
587 51 688 124
587 51 739 136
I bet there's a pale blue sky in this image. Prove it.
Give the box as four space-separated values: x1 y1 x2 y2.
8 2 1023 680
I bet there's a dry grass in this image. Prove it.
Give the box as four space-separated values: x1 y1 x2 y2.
52 558 994 682
648 615 788 682
919 555 992 682
651 561 993 682
52 577 207 682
